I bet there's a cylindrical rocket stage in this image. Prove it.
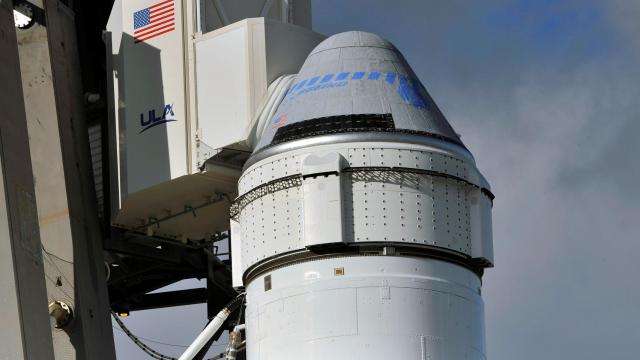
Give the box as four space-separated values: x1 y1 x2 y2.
245 256 485 359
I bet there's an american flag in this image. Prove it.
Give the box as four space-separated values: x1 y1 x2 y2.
133 0 175 43
272 114 288 128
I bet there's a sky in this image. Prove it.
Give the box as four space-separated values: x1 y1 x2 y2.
114 1 640 358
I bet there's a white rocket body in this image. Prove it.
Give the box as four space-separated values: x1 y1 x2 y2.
231 32 494 359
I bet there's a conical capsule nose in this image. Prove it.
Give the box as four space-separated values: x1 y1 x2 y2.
255 31 464 152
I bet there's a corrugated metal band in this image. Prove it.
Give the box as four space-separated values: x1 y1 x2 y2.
230 174 303 219
229 167 494 219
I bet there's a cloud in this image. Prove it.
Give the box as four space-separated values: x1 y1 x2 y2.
605 0 640 55
439 22 640 360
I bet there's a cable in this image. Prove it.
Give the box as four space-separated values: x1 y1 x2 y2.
112 312 178 360
112 326 190 348
39 247 75 305
113 325 232 351
43 272 74 301
235 294 245 325
41 245 74 264
112 313 234 360
41 245 75 290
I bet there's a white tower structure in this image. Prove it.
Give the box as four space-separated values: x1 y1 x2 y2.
231 32 494 359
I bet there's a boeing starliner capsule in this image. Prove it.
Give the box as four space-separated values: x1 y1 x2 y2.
231 31 494 359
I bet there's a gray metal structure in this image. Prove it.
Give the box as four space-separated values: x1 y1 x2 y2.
0 0 55 357
15 0 117 357
2 0 118 358
232 32 494 359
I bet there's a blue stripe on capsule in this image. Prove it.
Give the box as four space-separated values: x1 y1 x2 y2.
306 76 320 86
335 72 350 80
368 71 381 80
398 75 428 109
385 72 397 84
352 71 365 80
320 74 334 83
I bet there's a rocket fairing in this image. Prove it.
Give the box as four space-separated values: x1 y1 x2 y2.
231 31 494 359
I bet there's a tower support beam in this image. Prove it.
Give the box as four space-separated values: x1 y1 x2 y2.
0 0 55 358
14 0 116 358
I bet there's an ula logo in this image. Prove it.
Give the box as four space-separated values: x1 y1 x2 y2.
139 104 177 133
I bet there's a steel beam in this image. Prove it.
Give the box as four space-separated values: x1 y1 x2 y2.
0 0 55 358
14 0 116 358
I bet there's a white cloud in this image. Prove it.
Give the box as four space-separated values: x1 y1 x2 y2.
444 51 640 359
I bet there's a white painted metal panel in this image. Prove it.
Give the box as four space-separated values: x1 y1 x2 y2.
245 256 485 360
196 24 250 150
195 18 324 151
231 218 244 287
239 186 304 267
234 141 491 273
470 190 494 265
302 174 344 246
301 152 346 247
199 0 312 33
108 0 188 195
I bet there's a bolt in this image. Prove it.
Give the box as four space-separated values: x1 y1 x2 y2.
48 301 73 329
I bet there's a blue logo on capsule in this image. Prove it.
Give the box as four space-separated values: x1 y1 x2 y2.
139 104 177 134
285 71 430 109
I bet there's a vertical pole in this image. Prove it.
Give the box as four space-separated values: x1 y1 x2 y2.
44 0 116 357
44 0 115 360
0 0 55 358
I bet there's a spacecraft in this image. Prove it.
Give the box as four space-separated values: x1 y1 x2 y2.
106 1 493 357
229 31 495 360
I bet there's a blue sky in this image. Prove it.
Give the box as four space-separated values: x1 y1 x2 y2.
115 1 640 358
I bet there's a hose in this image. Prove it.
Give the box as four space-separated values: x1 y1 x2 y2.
178 294 245 360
